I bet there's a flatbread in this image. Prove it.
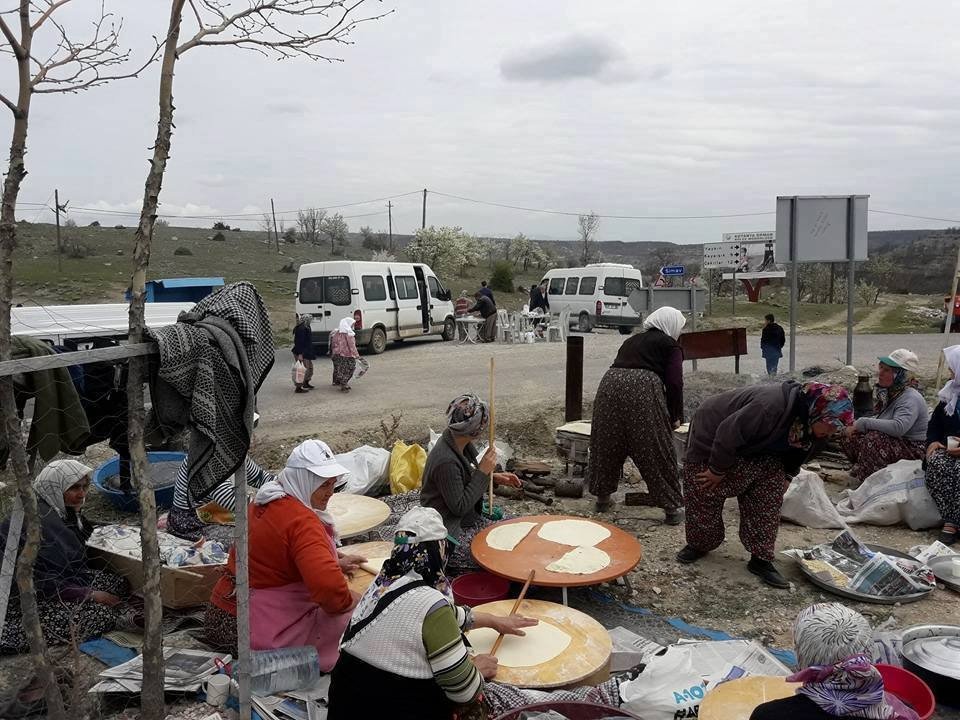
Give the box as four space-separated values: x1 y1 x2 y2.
360 557 387 575
545 546 611 574
486 522 538 551
467 621 571 667
537 519 610 547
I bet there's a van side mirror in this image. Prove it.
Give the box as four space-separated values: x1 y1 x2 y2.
440 290 451 302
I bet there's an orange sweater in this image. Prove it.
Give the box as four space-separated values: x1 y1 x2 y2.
211 496 352 615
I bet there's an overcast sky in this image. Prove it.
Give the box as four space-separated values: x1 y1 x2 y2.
3 1 958 243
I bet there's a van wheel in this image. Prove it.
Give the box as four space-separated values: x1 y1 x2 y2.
618 326 633 335
578 312 593 333
442 317 456 341
368 327 387 355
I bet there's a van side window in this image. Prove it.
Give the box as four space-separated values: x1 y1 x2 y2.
427 276 442 300
386 275 396 300
564 278 579 295
604 277 624 296
298 277 324 304
396 276 419 300
578 277 597 295
362 275 387 302
324 276 352 305
548 278 565 296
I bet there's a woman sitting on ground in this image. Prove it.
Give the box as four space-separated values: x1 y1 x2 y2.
678 382 853 589
328 507 623 720
751 603 918 720
420 394 521 573
166 455 275 543
0 460 135 654
842 349 927 483
925 344 960 545
204 440 366 670
589 306 685 522
330 317 361 392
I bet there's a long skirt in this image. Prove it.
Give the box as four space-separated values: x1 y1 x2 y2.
166 505 235 544
448 515 500 575
587 367 681 510
332 355 357 386
483 677 622 717
842 430 926 482
682 456 787 562
203 603 238 656
925 450 960 524
0 571 129 654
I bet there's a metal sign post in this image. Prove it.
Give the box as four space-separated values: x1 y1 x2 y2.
846 196 856 366
789 198 798 373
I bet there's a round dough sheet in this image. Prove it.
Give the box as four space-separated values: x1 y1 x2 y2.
537 519 611 547
486 521 538 551
467 620 571 667
546 546 610 574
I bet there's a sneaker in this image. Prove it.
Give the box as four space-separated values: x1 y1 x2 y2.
676 545 708 564
747 556 790 589
664 508 684 526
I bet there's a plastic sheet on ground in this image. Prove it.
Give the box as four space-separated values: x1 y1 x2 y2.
781 469 846 529
835 459 942 530
335 445 390 496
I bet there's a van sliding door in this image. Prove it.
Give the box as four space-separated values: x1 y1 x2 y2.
413 266 431 334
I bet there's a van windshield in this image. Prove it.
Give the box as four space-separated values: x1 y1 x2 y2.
298 275 352 305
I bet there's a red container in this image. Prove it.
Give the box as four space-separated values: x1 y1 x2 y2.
493 701 642 720
451 572 510 607
876 663 936 720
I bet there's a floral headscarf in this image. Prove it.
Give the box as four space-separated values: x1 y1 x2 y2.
788 604 918 720
446 393 489 438
789 383 854 447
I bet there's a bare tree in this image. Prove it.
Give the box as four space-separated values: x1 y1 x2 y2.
297 207 325 244
322 212 349 254
577 211 599 265
260 212 274 244
0 4 158 718
125 3 391 718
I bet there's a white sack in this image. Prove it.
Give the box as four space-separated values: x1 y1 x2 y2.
781 469 847 529
335 445 391 496
836 460 942 530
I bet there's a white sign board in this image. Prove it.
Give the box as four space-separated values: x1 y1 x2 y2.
703 236 776 271
775 195 868 262
702 242 741 270
722 231 774 244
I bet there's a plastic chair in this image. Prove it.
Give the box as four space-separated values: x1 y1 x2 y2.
546 310 570 342
496 309 519 343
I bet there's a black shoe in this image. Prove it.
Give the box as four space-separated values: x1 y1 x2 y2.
676 545 708 564
939 529 958 546
295 387 307 394
303 383 315 389
595 494 613 512
747 557 790 589
664 508 684 526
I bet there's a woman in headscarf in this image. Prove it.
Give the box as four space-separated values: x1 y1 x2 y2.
678 382 853 589
842 349 927 483
329 507 622 720
588 306 686 521
292 313 316 394
0 460 133 654
330 317 361 392
204 440 366 669
420 394 521 572
925 344 960 545
751 603 918 720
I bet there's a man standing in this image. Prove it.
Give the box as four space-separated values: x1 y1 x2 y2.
292 313 316 393
760 313 786 376
468 291 498 342
478 280 495 305
529 282 548 313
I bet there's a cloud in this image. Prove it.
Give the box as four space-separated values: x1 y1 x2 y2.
265 101 309 115
500 34 639 84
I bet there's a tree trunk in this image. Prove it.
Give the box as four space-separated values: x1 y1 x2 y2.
0 5 66 717
126 3 186 717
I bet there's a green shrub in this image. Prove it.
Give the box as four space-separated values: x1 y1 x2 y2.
489 261 514 293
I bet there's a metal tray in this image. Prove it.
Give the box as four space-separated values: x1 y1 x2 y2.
929 556 960 594
796 544 933 605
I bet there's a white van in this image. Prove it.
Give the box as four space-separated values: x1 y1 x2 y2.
541 263 644 334
295 260 456 354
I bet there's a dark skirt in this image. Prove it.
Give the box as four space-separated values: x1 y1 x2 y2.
842 430 926 482
332 355 357 386
587 367 681 509
926 449 960 524
167 505 235 544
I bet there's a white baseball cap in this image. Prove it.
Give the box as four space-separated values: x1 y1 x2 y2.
878 349 919 373
286 439 350 479
394 506 459 546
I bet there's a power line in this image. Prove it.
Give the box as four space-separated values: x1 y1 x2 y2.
869 209 960 224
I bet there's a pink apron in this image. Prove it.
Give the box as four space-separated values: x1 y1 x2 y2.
248 521 352 672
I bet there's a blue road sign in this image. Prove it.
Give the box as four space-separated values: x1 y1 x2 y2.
661 265 685 276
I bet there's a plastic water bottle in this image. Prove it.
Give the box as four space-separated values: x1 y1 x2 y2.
248 646 321 695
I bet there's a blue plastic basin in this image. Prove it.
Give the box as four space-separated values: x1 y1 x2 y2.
92 450 186 513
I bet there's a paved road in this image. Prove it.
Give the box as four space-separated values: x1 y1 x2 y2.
255 331 955 442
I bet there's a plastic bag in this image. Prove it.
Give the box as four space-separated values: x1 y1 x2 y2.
336 445 391 496
781 469 847 529
389 440 427 494
836 460 942 530
352 357 370 381
291 360 306 385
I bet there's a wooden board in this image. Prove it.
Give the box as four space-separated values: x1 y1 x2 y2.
342 540 393 596
699 676 800 720
469 599 611 689
472 515 642 588
89 546 221 609
328 493 391 539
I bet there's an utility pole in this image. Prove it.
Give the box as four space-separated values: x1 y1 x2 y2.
421 188 427 230
54 190 68 273
270 198 280 253
387 201 393 251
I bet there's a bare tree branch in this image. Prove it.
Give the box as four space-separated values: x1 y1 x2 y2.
0 14 24 57
30 0 72 32
0 90 18 114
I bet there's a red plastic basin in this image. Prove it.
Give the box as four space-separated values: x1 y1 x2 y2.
451 571 510 607
877 663 936 720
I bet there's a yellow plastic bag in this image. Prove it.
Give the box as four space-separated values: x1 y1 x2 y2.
389 440 427 494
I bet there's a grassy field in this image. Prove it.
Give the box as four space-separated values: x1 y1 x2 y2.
8 221 945 339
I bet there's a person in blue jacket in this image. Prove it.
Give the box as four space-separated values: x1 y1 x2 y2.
293 313 316 393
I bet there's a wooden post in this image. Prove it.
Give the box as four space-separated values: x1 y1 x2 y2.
388 201 393 251
488 357 495 514
422 188 427 230
234 466 251 719
54 189 62 273
936 245 960 389
270 198 280 253
565 335 584 421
